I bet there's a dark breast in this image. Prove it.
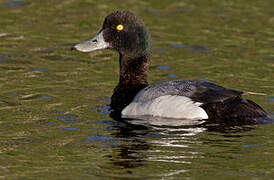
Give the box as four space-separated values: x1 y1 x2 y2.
110 83 148 112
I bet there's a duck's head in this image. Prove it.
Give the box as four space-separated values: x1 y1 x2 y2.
72 11 151 58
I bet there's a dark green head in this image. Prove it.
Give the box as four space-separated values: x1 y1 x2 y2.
72 11 151 58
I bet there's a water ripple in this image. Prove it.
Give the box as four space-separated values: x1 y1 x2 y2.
57 114 78 122
156 65 170 70
63 127 78 131
171 44 213 53
168 74 177 78
88 136 113 141
5 1 29 6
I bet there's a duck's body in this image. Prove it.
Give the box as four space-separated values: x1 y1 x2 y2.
111 73 267 124
72 11 271 124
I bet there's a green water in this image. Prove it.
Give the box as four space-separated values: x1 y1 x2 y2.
0 0 274 179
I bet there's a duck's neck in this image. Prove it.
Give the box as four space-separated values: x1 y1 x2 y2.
110 53 150 111
119 53 149 86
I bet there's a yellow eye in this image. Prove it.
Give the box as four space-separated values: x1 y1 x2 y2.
116 24 124 31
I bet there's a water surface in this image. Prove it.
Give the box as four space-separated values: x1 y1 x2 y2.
0 0 274 179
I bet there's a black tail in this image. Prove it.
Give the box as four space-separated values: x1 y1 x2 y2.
202 97 272 124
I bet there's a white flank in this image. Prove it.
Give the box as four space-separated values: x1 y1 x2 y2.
122 95 208 120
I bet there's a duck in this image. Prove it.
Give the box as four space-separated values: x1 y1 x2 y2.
72 10 272 124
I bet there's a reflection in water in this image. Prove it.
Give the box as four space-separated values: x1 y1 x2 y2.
104 115 205 176
93 101 262 178
97 111 257 177
109 122 150 169
121 115 205 126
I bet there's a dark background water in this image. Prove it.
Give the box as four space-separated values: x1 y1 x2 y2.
0 0 273 179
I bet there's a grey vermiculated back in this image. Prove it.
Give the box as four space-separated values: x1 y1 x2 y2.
133 79 243 103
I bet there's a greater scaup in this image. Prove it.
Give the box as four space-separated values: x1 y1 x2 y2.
72 11 272 124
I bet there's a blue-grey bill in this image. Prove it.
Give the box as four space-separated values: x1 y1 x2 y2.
72 30 109 52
